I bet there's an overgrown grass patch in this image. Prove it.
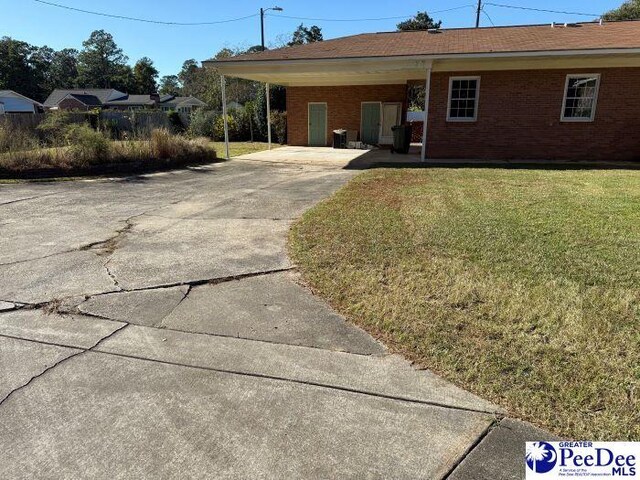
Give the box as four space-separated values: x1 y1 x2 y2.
290 168 640 440
0 127 217 178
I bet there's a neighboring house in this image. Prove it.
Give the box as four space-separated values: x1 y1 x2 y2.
209 20 640 161
44 89 127 110
44 89 206 113
159 95 207 114
0 90 43 114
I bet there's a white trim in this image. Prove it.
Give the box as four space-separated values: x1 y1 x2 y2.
360 101 382 145
209 48 640 70
560 73 601 123
266 83 272 149
447 76 481 122
220 75 230 159
421 67 432 161
307 102 327 146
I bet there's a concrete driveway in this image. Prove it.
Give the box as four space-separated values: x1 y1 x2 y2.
0 158 545 479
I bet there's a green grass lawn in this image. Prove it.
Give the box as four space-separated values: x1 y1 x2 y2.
211 141 278 157
290 167 640 440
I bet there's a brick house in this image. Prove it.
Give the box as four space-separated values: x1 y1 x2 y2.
209 20 640 161
44 89 206 113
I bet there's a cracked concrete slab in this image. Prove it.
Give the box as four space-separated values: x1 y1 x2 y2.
0 159 516 477
108 217 292 290
0 351 493 479
0 336 80 401
448 418 562 480
78 286 189 326
0 301 16 311
97 324 501 413
0 309 125 349
160 271 383 354
0 250 119 304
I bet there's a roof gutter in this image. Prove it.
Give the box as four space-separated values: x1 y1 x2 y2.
206 47 640 69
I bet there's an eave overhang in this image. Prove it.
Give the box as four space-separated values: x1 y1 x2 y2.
204 48 640 86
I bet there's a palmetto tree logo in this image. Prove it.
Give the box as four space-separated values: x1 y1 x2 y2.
526 442 557 474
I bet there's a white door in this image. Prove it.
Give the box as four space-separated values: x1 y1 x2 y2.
379 103 401 144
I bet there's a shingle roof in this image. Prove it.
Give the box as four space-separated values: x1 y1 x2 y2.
0 90 43 106
160 96 207 107
105 95 157 106
214 20 640 63
44 89 126 108
66 93 102 106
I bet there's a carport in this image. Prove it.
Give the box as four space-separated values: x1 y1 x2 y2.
206 56 433 161
205 22 640 163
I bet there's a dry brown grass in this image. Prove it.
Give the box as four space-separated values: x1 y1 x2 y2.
290 167 640 440
0 128 217 176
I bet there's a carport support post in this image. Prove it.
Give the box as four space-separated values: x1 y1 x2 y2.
421 67 432 161
220 75 230 160
266 83 272 150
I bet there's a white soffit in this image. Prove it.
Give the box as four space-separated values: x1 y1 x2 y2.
210 50 640 86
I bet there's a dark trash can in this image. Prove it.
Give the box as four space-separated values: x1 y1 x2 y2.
333 129 347 149
391 125 412 154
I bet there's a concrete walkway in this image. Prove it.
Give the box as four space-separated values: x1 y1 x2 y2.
0 157 549 479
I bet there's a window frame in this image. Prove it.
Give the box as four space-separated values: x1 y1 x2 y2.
561 74 601 123
447 76 481 123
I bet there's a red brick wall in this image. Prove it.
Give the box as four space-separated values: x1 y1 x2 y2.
286 68 640 161
57 98 90 111
426 68 640 161
286 85 408 146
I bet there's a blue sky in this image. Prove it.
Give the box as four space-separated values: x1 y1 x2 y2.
2 0 623 78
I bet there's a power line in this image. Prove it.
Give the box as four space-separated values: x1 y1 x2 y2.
268 5 476 23
484 2 600 18
481 8 496 26
32 0 259 26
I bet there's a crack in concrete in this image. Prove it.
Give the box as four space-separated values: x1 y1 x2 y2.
441 417 502 479
0 329 500 416
0 323 129 408
0 192 59 207
0 268 296 315
82 267 296 299
88 347 504 416
158 285 191 328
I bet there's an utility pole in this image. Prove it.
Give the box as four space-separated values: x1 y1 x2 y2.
475 0 482 28
260 6 283 51
260 8 266 51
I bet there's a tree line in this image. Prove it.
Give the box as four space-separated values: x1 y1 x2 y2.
0 30 159 102
0 22 325 105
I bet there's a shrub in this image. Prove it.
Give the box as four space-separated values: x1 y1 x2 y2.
167 110 185 133
213 114 239 141
37 111 77 146
188 109 216 138
270 111 287 144
64 124 110 165
99 118 121 140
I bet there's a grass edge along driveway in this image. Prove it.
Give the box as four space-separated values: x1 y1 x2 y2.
289 167 640 441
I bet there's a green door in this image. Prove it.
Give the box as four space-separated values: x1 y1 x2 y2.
361 102 381 145
308 103 327 146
